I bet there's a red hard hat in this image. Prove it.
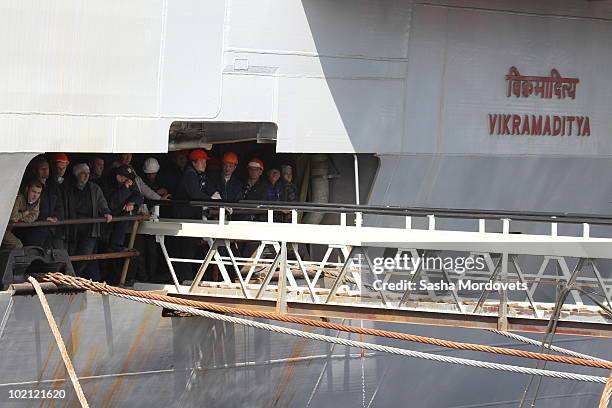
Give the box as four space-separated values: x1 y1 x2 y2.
52 153 70 163
189 150 209 161
222 152 239 165
247 158 264 170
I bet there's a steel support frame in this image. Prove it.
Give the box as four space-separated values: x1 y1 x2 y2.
136 203 612 344
150 222 611 336
168 292 612 338
324 247 388 307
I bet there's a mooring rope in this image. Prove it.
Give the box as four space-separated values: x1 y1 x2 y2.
113 292 608 384
599 372 612 408
32 272 612 371
486 329 610 363
28 277 90 408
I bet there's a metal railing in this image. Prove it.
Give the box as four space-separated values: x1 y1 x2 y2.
6 200 611 335
151 199 612 223
150 199 612 237
8 214 149 228
135 199 612 337
6 214 148 285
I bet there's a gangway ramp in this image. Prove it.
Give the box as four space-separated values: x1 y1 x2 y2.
139 201 612 338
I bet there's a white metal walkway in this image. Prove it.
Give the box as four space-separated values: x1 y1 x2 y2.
138 202 612 337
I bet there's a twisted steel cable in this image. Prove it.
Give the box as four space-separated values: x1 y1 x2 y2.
486 329 610 363
33 272 612 371
114 292 609 384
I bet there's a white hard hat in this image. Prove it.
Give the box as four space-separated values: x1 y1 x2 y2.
143 158 160 174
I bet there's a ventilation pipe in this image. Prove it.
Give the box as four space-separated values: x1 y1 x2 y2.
353 154 362 227
353 154 360 205
303 154 329 224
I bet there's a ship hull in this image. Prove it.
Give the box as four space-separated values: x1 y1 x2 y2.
0 290 609 408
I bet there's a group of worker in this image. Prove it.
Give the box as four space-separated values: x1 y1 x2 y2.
173 150 297 220
1 150 297 283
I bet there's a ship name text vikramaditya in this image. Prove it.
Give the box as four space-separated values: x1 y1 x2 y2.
488 67 591 137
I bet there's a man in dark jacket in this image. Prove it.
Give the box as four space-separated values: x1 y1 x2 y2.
88 156 105 185
21 156 63 248
104 164 143 250
106 153 163 201
265 168 285 201
65 163 113 280
242 158 267 201
174 149 215 219
171 149 215 282
211 151 243 202
159 150 189 196
132 157 170 282
45 153 71 249
234 158 267 222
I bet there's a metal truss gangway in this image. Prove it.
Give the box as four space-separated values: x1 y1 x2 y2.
139 201 612 338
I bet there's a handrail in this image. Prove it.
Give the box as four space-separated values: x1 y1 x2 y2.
7 202 608 229
8 215 149 228
150 199 612 226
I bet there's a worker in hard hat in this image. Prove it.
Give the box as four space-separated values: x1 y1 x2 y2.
137 157 170 283
211 152 243 202
231 158 267 224
50 153 70 186
173 149 216 282
142 157 171 199
48 153 70 201
174 149 215 219
46 153 70 249
242 158 267 201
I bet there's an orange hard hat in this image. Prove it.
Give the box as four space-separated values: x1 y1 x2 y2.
247 158 264 170
52 153 70 164
189 149 209 161
222 152 239 165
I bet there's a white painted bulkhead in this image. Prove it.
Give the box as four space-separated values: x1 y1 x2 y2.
3 0 612 237
2 0 612 154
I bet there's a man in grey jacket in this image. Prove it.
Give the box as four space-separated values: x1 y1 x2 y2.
65 163 113 280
